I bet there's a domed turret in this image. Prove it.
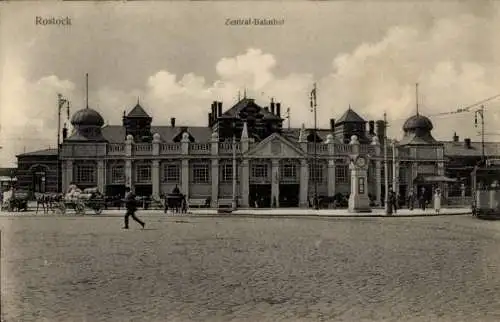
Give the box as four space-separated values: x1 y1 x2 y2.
399 113 437 145
66 107 106 142
71 108 104 127
403 114 433 132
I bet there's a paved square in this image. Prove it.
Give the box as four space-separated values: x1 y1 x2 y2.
1 212 500 322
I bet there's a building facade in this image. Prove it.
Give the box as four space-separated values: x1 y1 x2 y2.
52 97 446 207
16 95 499 206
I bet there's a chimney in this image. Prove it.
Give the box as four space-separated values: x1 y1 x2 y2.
218 102 223 117
464 138 471 149
369 121 375 135
376 120 386 143
62 125 68 140
270 99 275 115
208 113 212 127
211 101 217 118
276 103 281 117
453 132 459 142
330 118 335 131
264 106 269 113
170 117 176 127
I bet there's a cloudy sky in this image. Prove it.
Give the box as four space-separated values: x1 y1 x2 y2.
1 1 500 167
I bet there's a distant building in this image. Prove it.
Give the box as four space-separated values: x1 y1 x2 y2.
16 96 499 206
16 149 58 196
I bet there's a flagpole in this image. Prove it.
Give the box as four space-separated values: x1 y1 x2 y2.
311 83 318 209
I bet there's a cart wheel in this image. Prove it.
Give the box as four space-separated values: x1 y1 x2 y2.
94 206 103 215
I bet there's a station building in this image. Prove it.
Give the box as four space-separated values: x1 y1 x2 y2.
15 96 500 207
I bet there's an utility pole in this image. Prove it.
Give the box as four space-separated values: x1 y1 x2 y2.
383 112 389 214
475 105 485 163
231 121 237 211
392 139 397 196
310 83 318 209
57 93 70 193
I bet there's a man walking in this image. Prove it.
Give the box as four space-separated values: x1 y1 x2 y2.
123 187 145 229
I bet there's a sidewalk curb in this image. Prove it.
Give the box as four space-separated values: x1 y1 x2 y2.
187 212 472 218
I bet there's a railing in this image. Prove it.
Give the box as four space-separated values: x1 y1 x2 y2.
335 144 353 154
189 143 211 155
161 143 181 154
134 143 152 155
359 145 376 154
219 142 241 154
307 143 329 155
107 143 125 155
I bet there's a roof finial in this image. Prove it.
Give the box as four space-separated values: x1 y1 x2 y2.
244 88 247 98
349 104 352 110
137 96 140 105
85 73 89 109
416 82 419 116
238 90 241 101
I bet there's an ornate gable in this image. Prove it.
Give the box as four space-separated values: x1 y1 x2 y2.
245 133 304 158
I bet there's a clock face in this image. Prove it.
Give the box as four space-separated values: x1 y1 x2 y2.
356 156 367 167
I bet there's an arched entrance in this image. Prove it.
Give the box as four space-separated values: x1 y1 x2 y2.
30 165 48 194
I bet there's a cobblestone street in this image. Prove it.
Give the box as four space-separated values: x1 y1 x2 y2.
1 213 500 322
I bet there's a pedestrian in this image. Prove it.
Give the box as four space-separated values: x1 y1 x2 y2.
391 190 398 214
387 189 395 215
407 190 414 210
123 187 145 229
434 188 441 214
419 188 426 211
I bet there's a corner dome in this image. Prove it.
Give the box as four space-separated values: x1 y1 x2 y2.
71 108 105 127
403 114 433 132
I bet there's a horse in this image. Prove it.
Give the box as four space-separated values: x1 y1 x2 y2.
35 193 63 214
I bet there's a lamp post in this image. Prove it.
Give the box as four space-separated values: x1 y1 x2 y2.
232 121 237 211
392 139 398 199
383 112 389 214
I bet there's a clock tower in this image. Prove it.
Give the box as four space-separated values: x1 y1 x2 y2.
348 136 372 213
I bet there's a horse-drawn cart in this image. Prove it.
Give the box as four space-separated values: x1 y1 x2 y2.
55 187 105 215
1 189 29 212
164 192 187 214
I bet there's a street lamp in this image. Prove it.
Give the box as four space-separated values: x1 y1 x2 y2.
383 113 389 214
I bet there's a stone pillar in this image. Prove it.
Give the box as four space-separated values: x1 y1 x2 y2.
375 160 382 206
437 146 445 197
152 160 160 199
327 159 336 197
125 134 133 189
241 160 249 207
211 159 219 208
181 133 190 199
63 160 73 192
271 159 280 208
125 160 132 189
326 134 336 198
97 160 105 193
181 160 189 200
371 136 382 206
299 159 309 208
392 143 400 195
210 131 219 207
